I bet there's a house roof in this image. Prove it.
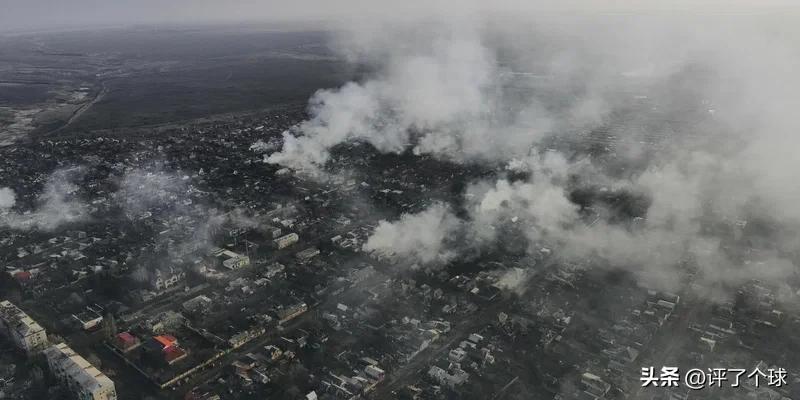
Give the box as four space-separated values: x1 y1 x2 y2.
14 271 31 280
117 332 137 344
154 334 177 349
164 346 186 363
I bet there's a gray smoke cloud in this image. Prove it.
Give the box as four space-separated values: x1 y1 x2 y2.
0 187 15 210
265 24 552 171
264 6 800 299
114 166 263 252
267 9 800 181
112 167 208 221
267 15 799 178
385 145 799 297
0 168 89 231
114 166 265 284
362 202 460 266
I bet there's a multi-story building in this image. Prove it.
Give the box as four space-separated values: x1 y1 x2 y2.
72 310 103 331
0 300 48 354
295 247 320 263
273 233 299 249
44 342 117 400
427 365 469 387
219 250 250 270
277 302 308 324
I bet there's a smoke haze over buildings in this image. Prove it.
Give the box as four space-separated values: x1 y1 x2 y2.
2 5 800 399
0 168 90 231
261 3 800 298
3 0 800 298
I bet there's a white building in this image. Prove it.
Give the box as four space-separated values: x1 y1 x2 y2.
0 300 48 354
73 310 103 331
273 233 299 249
364 365 385 381
277 302 308 324
448 348 467 363
428 365 469 387
219 250 250 270
44 343 117 400
151 266 186 291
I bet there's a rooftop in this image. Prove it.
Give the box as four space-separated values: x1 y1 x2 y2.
0 300 45 337
44 343 115 394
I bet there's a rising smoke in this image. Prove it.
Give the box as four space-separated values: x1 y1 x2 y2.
363 202 461 266
114 166 263 253
267 6 800 296
1 163 263 273
113 165 265 283
0 167 90 231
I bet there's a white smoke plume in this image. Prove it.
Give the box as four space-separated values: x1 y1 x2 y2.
493 267 533 296
250 138 282 154
267 9 800 184
115 166 266 284
265 24 559 171
113 168 192 219
362 202 460 266
0 187 15 210
0 168 89 231
365 139 799 297
113 167 264 251
268 6 800 298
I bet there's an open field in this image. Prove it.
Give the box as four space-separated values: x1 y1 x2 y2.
0 25 353 138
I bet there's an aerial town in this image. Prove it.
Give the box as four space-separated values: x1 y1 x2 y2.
2 3 800 400
2 102 798 400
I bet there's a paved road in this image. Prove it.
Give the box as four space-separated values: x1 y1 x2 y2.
46 82 107 134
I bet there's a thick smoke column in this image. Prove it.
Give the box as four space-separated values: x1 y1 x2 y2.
362 203 460 266
266 24 559 170
267 35 496 169
265 8 800 297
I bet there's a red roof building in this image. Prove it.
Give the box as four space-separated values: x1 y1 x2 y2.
153 334 178 349
114 332 141 352
13 271 31 281
164 346 187 364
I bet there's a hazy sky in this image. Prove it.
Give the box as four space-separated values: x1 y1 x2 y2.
3 0 799 33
